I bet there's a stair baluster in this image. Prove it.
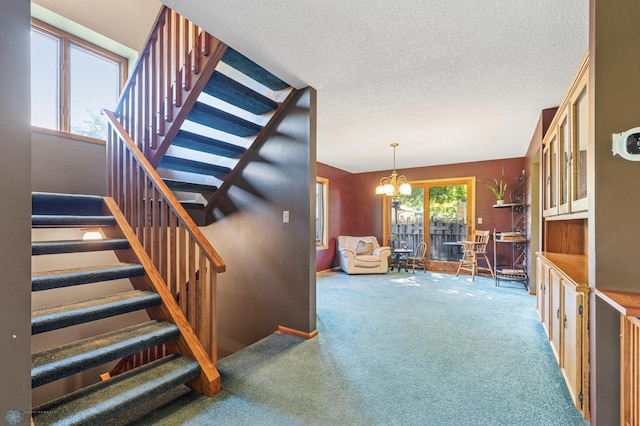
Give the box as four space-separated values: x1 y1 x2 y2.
105 111 225 365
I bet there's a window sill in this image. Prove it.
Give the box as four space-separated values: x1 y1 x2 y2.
32 126 106 146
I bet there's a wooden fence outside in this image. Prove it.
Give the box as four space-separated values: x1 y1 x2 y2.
391 219 467 262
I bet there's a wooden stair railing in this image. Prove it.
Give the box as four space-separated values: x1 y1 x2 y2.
102 196 220 396
114 6 227 167
105 110 225 365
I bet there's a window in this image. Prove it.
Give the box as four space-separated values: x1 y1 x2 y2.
31 19 127 140
316 178 329 249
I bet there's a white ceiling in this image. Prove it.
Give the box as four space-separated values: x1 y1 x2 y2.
35 0 589 173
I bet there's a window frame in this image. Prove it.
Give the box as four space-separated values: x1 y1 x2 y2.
31 18 128 141
316 177 329 250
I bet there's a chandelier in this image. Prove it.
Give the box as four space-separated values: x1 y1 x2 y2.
375 143 411 197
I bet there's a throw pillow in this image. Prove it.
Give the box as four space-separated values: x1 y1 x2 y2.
356 240 374 255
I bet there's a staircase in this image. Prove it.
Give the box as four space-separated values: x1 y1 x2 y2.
104 7 296 226
31 192 218 425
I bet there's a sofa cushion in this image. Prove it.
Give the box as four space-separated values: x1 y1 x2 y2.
356 240 374 255
354 255 382 267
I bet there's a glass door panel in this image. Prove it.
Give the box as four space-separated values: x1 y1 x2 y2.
427 183 469 266
387 178 474 273
559 116 570 214
572 87 588 211
390 188 424 253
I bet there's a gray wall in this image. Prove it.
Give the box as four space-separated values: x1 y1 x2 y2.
589 0 640 422
203 88 317 358
0 0 32 416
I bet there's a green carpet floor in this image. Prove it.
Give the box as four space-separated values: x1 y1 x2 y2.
110 271 589 426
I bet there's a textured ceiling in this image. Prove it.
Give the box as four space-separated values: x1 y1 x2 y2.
164 0 590 173
36 0 589 173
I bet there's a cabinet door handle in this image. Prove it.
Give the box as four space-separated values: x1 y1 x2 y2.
557 308 560 319
564 314 567 329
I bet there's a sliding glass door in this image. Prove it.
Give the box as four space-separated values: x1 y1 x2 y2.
386 177 475 273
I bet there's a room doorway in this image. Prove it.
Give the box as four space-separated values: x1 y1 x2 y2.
385 177 475 273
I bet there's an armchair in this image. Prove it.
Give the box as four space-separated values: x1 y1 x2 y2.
337 235 391 274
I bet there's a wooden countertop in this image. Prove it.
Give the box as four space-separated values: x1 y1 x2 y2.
536 252 640 316
536 252 588 287
595 289 640 317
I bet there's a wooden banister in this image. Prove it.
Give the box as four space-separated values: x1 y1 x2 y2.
114 6 227 166
102 197 219 396
105 110 224 363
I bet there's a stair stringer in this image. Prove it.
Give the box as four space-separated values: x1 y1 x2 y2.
200 88 300 215
102 197 220 396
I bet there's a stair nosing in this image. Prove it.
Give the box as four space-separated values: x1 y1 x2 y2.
32 215 116 228
32 263 145 291
32 238 130 255
32 290 161 335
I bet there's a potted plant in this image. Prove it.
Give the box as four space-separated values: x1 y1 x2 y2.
484 165 507 205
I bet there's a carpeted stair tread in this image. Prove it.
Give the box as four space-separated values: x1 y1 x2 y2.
32 192 105 216
163 179 218 195
32 320 180 388
187 102 262 137
32 263 145 291
172 129 246 158
32 290 161 335
32 214 116 228
32 353 200 426
220 48 289 91
158 156 231 177
32 238 130 255
203 71 279 115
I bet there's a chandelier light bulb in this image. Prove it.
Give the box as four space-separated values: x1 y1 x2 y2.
374 143 412 198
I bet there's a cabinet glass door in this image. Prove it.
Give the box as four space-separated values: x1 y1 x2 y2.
559 116 571 214
543 135 558 216
572 85 588 211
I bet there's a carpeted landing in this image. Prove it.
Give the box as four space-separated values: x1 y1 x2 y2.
109 271 589 426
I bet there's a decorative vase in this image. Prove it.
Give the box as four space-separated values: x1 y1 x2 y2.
496 199 504 205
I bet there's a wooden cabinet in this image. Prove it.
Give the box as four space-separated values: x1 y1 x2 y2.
542 53 589 218
562 282 587 411
594 290 640 426
549 268 563 363
536 256 551 336
536 252 589 419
